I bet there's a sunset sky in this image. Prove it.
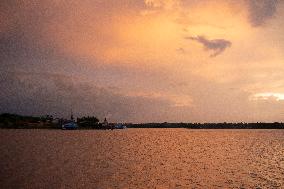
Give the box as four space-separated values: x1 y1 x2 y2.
1 0 284 123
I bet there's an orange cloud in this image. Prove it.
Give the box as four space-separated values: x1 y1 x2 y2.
2 0 284 122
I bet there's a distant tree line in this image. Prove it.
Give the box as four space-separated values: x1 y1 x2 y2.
0 113 56 129
1 113 284 129
0 113 107 129
77 116 100 129
128 122 284 129
76 116 114 129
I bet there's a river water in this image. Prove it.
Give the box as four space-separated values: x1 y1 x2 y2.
0 129 283 188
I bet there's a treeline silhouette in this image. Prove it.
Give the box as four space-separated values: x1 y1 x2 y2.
0 113 55 129
1 113 284 129
77 116 101 129
129 122 284 129
0 113 102 129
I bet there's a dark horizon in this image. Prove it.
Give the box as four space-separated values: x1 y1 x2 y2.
1 112 284 130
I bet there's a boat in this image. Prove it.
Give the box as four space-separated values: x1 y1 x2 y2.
61 109 78 130
115 123 127 129
62 121 78 130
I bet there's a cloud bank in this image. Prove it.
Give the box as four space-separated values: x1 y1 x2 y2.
0 0 283 122
0 71 181 122
246 0 279 27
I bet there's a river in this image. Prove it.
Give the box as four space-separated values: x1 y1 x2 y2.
0 129 283 188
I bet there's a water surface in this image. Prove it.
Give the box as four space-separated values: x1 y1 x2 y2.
0 129 283 188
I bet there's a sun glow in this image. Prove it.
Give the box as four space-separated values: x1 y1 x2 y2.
250 93 284 101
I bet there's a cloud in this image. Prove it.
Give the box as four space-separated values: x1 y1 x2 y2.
250 92 284 101
246 0 279 27
1 0 284 123
0 71 184 123
186 36 231 57
144 0 178 10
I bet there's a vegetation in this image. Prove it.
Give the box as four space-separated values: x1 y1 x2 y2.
129 122 284 129
0 113 284 129
0 113 58 129
77 116 100 129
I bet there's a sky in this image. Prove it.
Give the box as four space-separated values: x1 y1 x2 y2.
1 0 284 123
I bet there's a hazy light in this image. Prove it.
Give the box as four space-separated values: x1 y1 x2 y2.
251 93 284 101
